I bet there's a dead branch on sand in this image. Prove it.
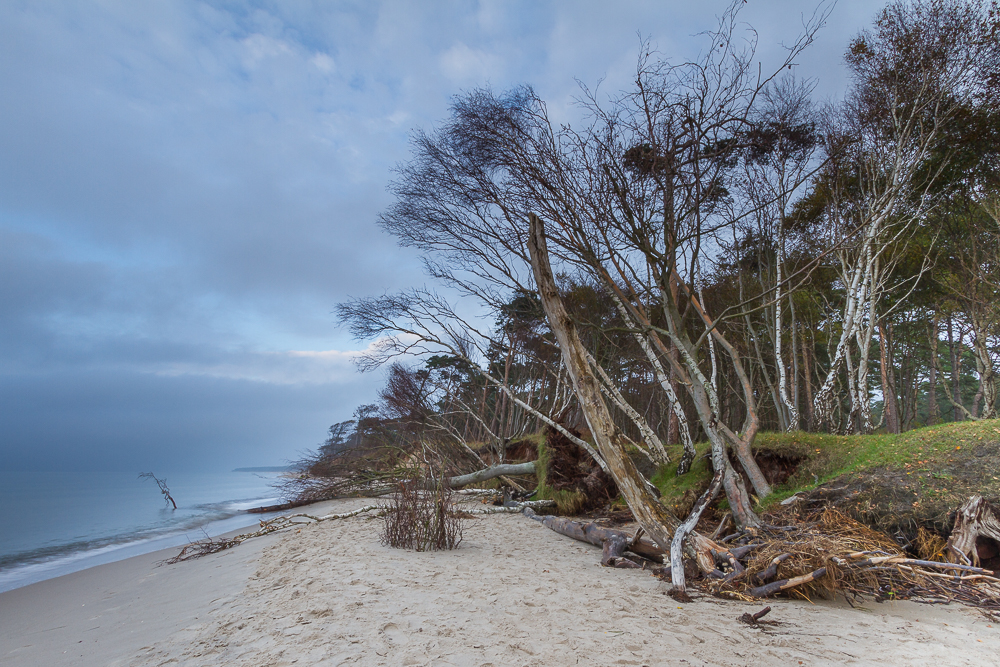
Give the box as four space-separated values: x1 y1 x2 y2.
165 504 383 563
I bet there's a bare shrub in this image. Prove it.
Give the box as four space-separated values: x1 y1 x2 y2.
380 480 463 551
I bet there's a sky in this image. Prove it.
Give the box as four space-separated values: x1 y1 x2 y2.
0 0 888 472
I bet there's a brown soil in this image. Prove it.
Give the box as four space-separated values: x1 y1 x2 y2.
798 438 1000 551
543 425 618 511
504 438 539 462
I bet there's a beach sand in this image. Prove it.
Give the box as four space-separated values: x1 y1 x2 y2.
2 497 998 666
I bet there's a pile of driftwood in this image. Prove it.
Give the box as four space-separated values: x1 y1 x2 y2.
526 495 1000 616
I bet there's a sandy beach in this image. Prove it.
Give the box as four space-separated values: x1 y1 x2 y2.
2 497 998 666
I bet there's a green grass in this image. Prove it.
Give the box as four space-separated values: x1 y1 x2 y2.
649 419 1000 518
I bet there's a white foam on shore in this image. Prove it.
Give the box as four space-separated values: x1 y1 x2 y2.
0 507 284 593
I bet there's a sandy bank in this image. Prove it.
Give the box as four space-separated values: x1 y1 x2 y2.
2 497 998 666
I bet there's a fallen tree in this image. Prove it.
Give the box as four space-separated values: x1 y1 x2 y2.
441 461 536 488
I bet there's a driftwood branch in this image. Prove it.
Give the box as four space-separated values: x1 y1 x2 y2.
750 567 828 598
522 508 665 565
139 472 177 510
166 504 384 563
738 606 773 625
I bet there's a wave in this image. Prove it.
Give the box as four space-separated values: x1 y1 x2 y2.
0 494 285 593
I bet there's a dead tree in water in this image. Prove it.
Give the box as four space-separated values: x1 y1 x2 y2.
140 472 177 510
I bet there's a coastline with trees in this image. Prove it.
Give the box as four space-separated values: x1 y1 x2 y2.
5 2 1000 665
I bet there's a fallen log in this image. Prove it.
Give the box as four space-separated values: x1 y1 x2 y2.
522 508 666 565
464 500 557 514
443 461 537 488
247 498 318 514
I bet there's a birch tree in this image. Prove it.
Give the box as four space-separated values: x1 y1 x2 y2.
811 0 998 432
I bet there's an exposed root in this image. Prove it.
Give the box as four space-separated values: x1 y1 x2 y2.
703 507 1000 611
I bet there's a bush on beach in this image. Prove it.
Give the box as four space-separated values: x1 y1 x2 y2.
380 480 463 551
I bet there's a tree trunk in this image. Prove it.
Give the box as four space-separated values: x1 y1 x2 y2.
588 350 671 466
970 314 998 419
527 214 716 571
802 330 815 430
928 318 940 425
444 462 537 488
878 321 901 434
670 470 724 599
946 496 1000 570
949 317 963 421
667 342 681 445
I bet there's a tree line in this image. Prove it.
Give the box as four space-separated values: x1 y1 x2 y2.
321 0 999 535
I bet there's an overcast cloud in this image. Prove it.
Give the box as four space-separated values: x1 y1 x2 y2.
0 0 886 471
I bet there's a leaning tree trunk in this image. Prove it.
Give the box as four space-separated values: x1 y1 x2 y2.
527 213 718 572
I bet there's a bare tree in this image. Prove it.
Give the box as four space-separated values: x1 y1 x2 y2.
372 0 834 529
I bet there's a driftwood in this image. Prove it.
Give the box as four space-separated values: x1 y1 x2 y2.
166 504 384 563
751 553 791 586
522 508 665 565
140 472 177 510
750 567 827 598
523 497 1000 614
738 606 772 625
946 495 1000 569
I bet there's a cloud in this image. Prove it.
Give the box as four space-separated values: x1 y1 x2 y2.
310 52 336 74
0 0 886 471
440 42 504 84
150 347 372 386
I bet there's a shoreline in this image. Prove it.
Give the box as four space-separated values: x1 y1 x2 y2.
3 497 999 666
0 497 357 667
0 503 289 595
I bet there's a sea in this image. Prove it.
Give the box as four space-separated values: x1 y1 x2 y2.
0 469 290 593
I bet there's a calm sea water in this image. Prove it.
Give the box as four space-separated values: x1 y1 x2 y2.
0 469 288 593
